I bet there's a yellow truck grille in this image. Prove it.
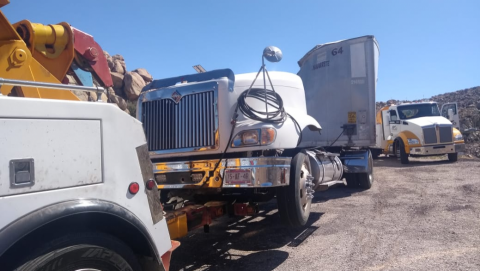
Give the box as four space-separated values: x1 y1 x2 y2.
423 126 453 145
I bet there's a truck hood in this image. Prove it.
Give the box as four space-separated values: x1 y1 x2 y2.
404 116 452 127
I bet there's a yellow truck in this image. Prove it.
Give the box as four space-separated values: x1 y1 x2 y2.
372 101 465 164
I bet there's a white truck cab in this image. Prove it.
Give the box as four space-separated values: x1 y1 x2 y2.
0 79 175 271
374 101 465 164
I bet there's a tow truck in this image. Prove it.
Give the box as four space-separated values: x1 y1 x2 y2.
0 1 176 270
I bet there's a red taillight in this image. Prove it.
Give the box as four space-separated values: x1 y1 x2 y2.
129 182 140 194
146 179 155 190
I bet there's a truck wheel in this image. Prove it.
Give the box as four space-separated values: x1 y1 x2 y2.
277 152 313 228
15 232 141 271
358 150 374 189
396 140 409 164
344 173 358 188
371 149 381 159
448 153 458 162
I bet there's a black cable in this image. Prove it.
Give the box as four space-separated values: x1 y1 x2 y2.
330 129 344 146
237 88 303 145
203 69 303 188
201 106 239 188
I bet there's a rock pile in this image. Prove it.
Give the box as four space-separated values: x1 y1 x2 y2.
376 86 480 158
72 51 152 116
73 52 152 116
104 52 153 116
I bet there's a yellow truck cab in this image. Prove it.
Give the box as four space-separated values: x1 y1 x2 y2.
373 101 465 164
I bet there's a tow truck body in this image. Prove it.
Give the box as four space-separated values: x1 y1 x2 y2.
0 2 175 270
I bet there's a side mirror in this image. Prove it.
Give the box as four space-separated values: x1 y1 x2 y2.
263 46 283 63
447 108 454 121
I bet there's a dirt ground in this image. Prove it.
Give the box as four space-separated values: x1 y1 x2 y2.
169 156 480 271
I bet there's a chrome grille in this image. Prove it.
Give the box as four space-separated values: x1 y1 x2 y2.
423 125 453 144
439 126 453 143
142 91 216 151
423 127 437 144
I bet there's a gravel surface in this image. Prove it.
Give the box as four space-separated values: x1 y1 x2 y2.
169 156 480 271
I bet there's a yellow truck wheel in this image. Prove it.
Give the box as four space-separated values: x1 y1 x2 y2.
448 153 458 162
396 139 409 164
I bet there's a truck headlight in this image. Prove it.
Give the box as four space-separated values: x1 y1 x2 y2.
242 130 259 145
454 134 463 141
407 138 419 145
232 128 276 147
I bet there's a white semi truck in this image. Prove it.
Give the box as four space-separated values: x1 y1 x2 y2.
136 39 378 234
0 79 176 271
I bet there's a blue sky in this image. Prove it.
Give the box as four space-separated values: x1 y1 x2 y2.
3 0 479 101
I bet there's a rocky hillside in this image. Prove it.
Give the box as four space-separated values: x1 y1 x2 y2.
74 51 152 118
376 86 480 158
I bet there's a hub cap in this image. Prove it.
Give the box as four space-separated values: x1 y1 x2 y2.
299 162 314 211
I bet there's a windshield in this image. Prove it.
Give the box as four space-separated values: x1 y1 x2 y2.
397 104 440 120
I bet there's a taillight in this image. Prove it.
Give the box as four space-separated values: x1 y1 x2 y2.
129 182 140 194
146 179 155 190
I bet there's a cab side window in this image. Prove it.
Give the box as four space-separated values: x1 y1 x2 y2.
389 110 398 121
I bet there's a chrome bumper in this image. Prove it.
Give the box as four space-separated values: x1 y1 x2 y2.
154 157 291 189
409 144 455 155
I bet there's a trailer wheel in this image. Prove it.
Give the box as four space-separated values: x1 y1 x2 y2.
358 150 374 189
396 140 409 164
277 152 313 228
344 173 358 188
14 232 141 271
371 149 382 159
448 153 458 162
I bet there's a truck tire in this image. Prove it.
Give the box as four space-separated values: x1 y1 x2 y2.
358 150 374 189
277 152 312 228
371 149 381 159
344 173 358 188
396 140 409 164
14 232 142 271
448 152 458 162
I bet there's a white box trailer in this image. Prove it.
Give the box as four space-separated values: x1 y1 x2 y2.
298 35 379 148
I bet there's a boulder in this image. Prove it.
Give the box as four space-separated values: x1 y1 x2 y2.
134 68 153 83
72 90 88 101
117 96 128 110
124 71 145 101
111 60 125 74
108 93 128 111
88 91 97 102
111 55 127 74
111 72 125 89
100 93 108 102
104 51 114 70
112 54 124 61
107 87 116 97
113 87 126 98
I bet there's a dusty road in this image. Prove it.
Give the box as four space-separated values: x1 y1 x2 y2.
169 156 480 271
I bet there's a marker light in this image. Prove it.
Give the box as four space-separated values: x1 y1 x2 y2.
129 182 140 194
146 179 155 190
261 128 276 145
